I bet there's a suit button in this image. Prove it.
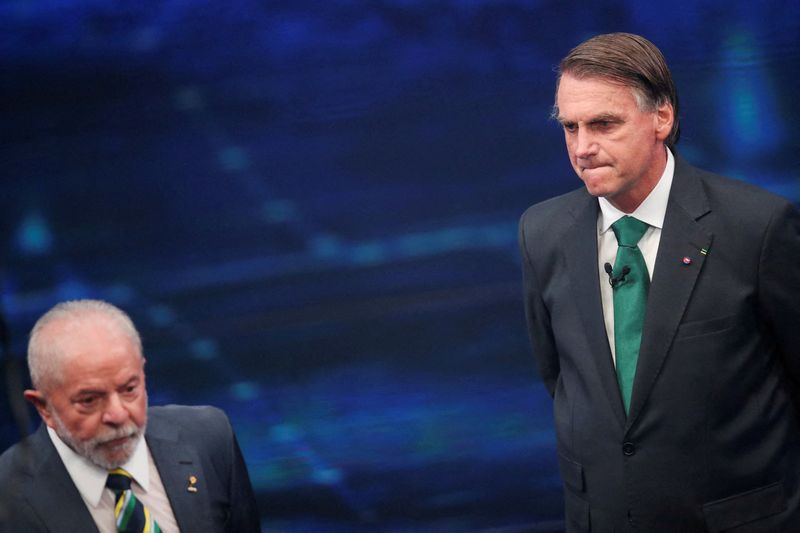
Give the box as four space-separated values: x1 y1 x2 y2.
622 442 636 456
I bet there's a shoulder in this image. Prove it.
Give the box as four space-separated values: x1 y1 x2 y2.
0 426 48 479
147 404 233 439
519 187 592 242
0 428 49 526
705 172 790 209
0 440 26 480
521 187 588 224
672 156 800 266
677 155 794 218
146 405 240 471
149 403 229 423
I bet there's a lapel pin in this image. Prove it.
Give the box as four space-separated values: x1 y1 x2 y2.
682 256 692 265
700 248 709 255
187 475 198 493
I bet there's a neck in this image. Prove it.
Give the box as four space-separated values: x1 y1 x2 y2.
608 145 668 213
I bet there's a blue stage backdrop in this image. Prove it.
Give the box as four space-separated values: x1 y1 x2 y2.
1 1 798 531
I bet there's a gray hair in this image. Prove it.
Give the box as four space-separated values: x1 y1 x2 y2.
553 32 680 148
28 299 142 390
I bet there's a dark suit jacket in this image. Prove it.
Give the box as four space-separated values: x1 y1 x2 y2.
0 404 260 532
519 155 800 532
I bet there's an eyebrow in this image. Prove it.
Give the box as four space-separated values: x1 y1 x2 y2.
120 376 140 388
589 113 623 123
557 112 623 126
72 388 106 399
72 376 140 397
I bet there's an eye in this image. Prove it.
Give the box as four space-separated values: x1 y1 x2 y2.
562 123 577 133
76 395 99 408
591 119 617 131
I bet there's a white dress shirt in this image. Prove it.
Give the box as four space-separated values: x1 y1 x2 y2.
597 147 675 364
47 426 180 533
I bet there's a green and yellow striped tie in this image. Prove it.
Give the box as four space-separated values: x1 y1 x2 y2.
106 468 162 533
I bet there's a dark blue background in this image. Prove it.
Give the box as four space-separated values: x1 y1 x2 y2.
2 1 799 531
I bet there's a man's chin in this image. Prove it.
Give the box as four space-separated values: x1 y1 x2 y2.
582 181 612 198
581 172 625 201
95 451 133 469
91 433 141 469
55 424 143 469
49 407 147 470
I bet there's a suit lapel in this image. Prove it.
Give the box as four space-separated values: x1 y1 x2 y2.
626 156 713 428
563 192 627 428
146 416 213 533
22 426 100 533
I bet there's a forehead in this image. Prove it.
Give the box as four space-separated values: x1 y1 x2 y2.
53 320 143 387
556 74 638 118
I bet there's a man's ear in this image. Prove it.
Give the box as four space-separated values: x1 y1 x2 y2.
24 389 56 429
654 101 674 142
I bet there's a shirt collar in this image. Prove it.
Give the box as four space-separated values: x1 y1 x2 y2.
47 425 151 507
599 147 675 233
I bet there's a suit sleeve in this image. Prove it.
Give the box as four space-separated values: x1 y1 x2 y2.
220 414 260 533
759 201 800 414
519 212 560 397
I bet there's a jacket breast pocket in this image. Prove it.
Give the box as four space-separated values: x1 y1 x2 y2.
675 314 736 340
702 480 787 532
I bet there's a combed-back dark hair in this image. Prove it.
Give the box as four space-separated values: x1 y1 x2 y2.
555 32 680 148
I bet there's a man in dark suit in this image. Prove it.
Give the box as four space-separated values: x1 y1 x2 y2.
519 33 800 532
0 299 260 532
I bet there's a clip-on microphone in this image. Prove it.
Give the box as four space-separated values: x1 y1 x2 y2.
604 263 630 288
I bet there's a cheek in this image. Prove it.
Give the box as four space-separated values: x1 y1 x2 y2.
564 142 580 165
130 397 148 427
66 412 103 440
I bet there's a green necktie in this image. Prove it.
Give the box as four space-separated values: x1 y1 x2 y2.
611 216 650 414
106 468 162 533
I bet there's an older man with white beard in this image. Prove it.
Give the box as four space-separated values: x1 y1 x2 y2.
0 299 260 532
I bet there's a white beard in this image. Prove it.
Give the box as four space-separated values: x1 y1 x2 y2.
51 411 146 470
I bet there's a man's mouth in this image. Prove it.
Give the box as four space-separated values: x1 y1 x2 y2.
98 433 135 449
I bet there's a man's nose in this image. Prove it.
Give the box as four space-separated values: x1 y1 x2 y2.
574 128 597 158
101 393 129 426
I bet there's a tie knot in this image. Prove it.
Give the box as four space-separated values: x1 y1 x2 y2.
106 468 133 492
612 216 649 247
